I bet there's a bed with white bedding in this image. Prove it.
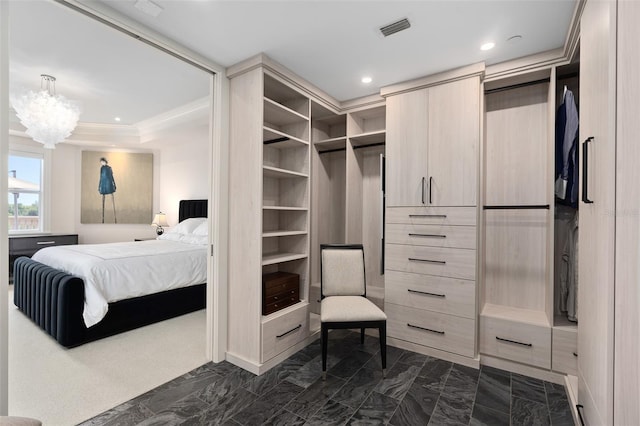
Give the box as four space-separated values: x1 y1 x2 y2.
12 199 208 347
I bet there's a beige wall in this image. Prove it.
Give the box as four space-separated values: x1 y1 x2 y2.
11 120 209 244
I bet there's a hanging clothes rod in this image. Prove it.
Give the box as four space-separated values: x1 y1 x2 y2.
318 141 385 155
318 147 346 155
483 204 550 210
484 78 551 95
264 136 290 145
353 142 385 150
557 72 579 80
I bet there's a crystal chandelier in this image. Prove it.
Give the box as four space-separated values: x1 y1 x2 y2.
10 74 81 149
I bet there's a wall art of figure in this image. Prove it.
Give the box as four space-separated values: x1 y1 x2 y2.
98 157 117 223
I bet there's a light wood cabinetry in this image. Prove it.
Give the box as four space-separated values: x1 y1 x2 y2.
383 72 481 360
480 71 556 370
386 77 480 207
228 67 311 368
577 0 640 424
310 102 385 314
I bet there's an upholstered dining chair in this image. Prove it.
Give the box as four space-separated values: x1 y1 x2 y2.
320 244 387 379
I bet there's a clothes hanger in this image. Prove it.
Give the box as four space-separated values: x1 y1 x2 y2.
563 84 568 98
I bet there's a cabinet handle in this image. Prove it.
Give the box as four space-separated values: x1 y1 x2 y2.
582 136 594 204
576 404 585 426
408 258 446 265
408 214 447 218
408 289 445 298
496 336 532 347
408 233 446 238
429 176 433 204
407 323 445 335
421 177 426 204
276 324 302 339
573 352 578 357
36 241 56 245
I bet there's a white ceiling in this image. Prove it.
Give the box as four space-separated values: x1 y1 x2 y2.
9 0 577 127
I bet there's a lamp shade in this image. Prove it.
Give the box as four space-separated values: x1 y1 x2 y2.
151 212 169 227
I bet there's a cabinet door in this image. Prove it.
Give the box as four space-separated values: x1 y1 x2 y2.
386 88 428 206
427 77 480 206
577 1 616 425
614 1 640 423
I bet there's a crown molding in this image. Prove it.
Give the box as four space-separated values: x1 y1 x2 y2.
135 96 210 143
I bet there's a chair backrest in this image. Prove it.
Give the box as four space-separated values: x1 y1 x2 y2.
320 244 366 297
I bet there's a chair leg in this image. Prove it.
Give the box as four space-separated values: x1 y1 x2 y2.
379 323 387 377
360 328 365 344
321 324 329 380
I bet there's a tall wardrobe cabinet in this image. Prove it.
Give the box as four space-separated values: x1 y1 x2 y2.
577 0 640 424
383 68 482 362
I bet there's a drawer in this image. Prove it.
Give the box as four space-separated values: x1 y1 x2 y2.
480 315 551 369
385 270 476 318
263 289 300 315
262 303 309 362
9 234 78 254
385 244 476 280
552 327 578 375
386 207 477 226
262 272 299 297
386 303 475 358
386 223 476 249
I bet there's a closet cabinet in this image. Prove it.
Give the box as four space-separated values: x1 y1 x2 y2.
228 66 311 370
577 0 640 424
383 71 481 361
310 103 386 314
386 77 479 207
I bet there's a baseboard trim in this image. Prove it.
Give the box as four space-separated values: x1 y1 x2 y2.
480 354 566 384
387 337 480 369
564 375 581 425
225 329 321 376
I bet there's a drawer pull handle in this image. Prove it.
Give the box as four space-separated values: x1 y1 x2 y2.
409 214 447 218
408 289 445 298
276 324 302 339
573 352 578 357
408 233 446 238
496 336 532 347
36 241 56 245
407 323 445 335
576 404 585 426
408 258 446 265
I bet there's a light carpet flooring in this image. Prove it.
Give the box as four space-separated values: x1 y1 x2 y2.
7 287 207 426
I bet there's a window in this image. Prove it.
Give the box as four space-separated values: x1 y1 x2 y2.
8 152 44 233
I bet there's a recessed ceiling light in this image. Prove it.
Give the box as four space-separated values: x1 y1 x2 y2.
114 117 121 122
361 76 373 84
134 0 163 18
481 42 495 51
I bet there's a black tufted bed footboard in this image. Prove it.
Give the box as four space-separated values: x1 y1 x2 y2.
13 257 206 347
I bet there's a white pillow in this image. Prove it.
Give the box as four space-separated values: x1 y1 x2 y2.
193 221 208 236
167 217 206 235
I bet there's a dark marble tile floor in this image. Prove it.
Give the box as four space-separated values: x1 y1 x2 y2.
80 330 575 425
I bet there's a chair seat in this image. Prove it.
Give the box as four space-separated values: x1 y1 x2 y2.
321 296 387 323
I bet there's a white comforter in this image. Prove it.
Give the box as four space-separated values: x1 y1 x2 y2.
32 240 207 327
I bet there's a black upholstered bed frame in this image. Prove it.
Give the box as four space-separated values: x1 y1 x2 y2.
13 199 208 348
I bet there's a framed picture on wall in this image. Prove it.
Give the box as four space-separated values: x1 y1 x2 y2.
80 151 153 224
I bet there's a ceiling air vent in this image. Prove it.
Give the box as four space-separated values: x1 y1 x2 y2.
379 18 411 37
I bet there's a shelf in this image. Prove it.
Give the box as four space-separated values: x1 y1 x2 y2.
481 303 550 328
553 314 578 331
263 206 308 211
263 126 308 148
262 252 308 265
349 130 386 146
263 166 308 179
264 98 309 127
263 230 307 238
261 301 309 323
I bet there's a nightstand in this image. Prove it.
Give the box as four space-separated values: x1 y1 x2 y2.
9 234 78 282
